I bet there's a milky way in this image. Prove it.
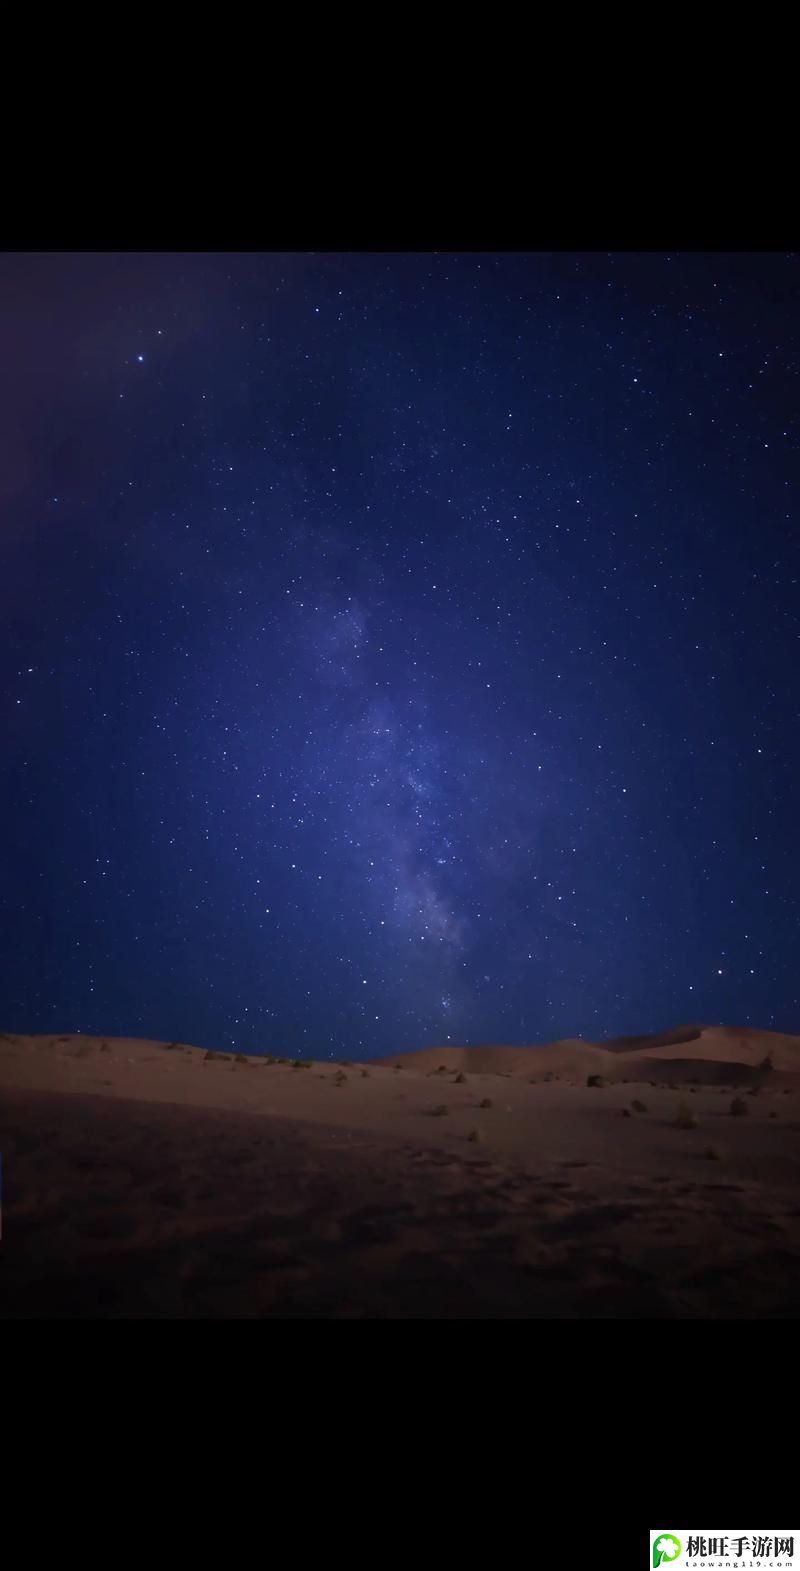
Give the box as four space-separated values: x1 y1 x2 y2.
1 251 798 1056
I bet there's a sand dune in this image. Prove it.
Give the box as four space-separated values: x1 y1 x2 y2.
601 1025 705 1054
384 1026 800 1081
667 1025 800 1069
373 1040 611 1079
602 1024 800 1069
2 1027 800 1317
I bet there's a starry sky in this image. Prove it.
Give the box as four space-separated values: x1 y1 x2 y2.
2 251 798 1059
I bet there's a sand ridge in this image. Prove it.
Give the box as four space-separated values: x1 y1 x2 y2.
381 1025 800 1080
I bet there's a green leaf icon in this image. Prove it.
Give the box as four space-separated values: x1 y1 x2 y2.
654 1536 682 1568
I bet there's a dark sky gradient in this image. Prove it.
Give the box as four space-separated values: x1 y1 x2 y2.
2 251 798 1058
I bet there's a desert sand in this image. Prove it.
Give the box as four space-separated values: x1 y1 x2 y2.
2 1025 800 1317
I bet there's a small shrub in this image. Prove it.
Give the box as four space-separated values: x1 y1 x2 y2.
467 1127 483 1143
360 1068 370 1078
675 1099 698 1128
277 1057 289 1064
454 1071 466 1083
730 1097 748 1117
705 1144 723 1161
431 1103 448 1117
236 1053 249 1064
769 1110 778 1119
437 1065 448 1074
333 1070 347 1085
263 1054 276 1065
747 1086 760 1097
631 1099 648 1114
479 1097 493 1109
621 1108 632 1118
587 1074 608 1088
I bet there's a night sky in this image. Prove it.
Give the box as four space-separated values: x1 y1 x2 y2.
2 251 798 1059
